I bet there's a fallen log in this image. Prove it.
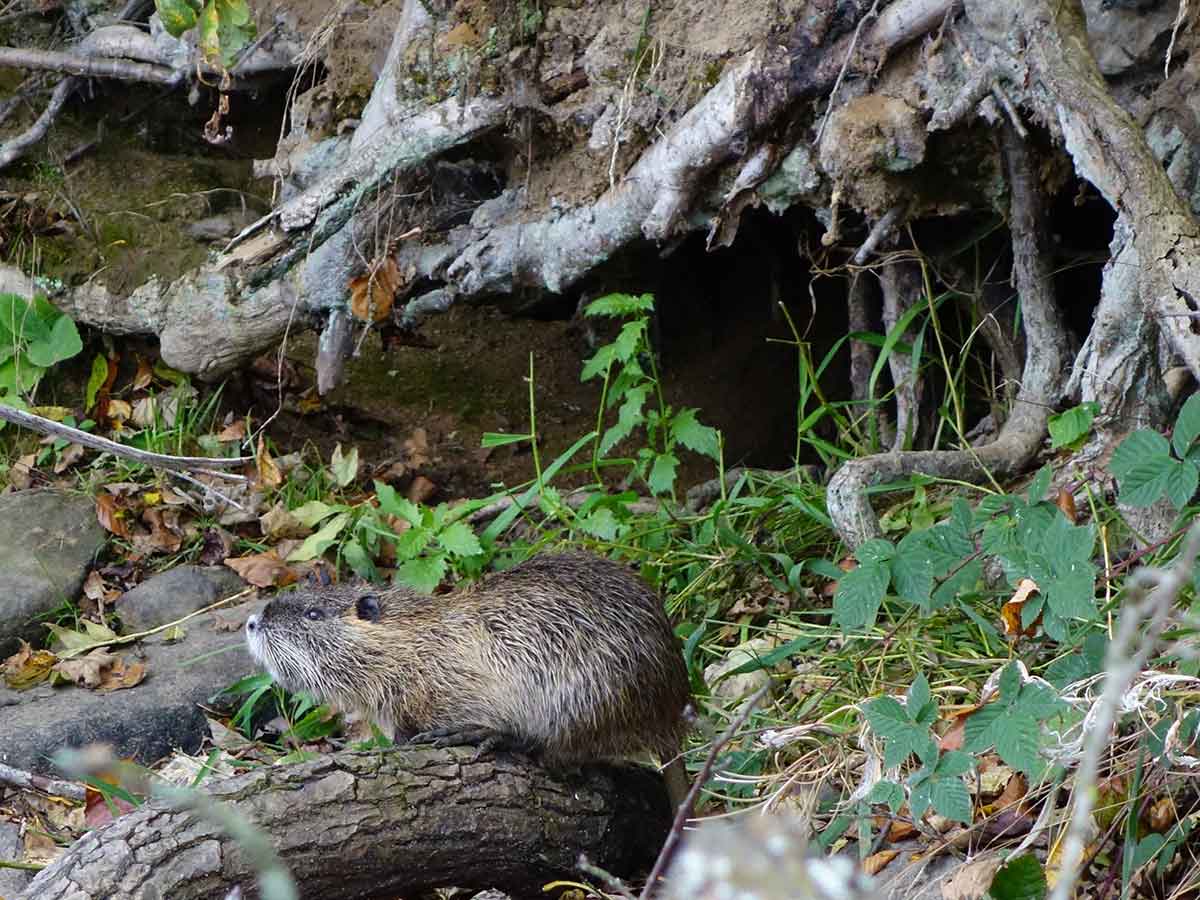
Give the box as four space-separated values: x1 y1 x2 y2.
19 747 673 900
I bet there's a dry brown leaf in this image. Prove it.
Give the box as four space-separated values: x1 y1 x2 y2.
82 570 115 604
217 418 247 442
95 492 131 538
404 427 431 468
52 442 85 473
348 256 402 323
1001 577 1040 638
1147 794 1176 833
225 550 296 588
132 354 154 391
107 398 132 425
993 771 1027 810
1055 487 1077 522
97 656 146 691
255 436 282 489
11 452 36 489
53 647 117 688
2 640 57 689
863 849 899 876
131 396 158 428
940 853 1004 900
407 475 437 504
260 503 312 540
137 507 183 553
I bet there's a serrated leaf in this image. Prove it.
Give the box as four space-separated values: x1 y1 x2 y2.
578 507 619 540
375 481 422 524
1041 515 1095 565
856 539 896 565
584 292 655 318
833 559 890 631
1173 393 1200 458
154 0 200 36
1027 465 1052 503
929 773 973 823
671 408 720 460
395 554 447 593
909 780 933 820
647 452 678 495
1043 567 1097 622
580 343 617 381
863 697 910 739
1166 459 1199 508
867 780 905 813
1119 456 1181 507
599 385 649 455
286 512 349 561
995 715 1041 774
964 703 1004 753
392 526 431 560
906 674 932 720
989 855 1048 900
1111 430 1170 480
85 354 108 409
438 520 482 558
612 319 646 363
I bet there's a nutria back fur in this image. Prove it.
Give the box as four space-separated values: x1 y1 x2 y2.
245 552 691 766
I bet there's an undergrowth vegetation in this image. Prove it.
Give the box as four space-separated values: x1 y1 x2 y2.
6 285 1200 900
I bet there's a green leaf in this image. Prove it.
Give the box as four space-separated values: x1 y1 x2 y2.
342 538 376 581
599 385 649 455
395 554 447 593
988 854 1047 900
833 558 890 631
1027 464 1052 503
1120 455 1185 507
438 520 482 558
721 636 818 677
612 319 646 363
670 408 721 460
1047 402 1099 450
647 452 679 495
154 0 200 36
906 674 932 721
291 500 339 528
285 512 349 561
392 526 431 560
929 773 972 823
330 443 359 488
964 703 1004 753
0 358 46 397
25 314 82 367
0 293 49 343
867 780 905 813
1173 393 1200 458
995 718 1042 774
578 507 619 540
580 343 618 381
1110 430 1170 481
375 481 422 524
85 354 108 409
936 750 975 778
1166 459 1200 508
863 697 910 740
480 431 530 448
197 0 221 63
856 539 896 565
584 292 655 318
214 0 255 68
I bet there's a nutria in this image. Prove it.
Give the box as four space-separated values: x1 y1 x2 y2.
244 551 691 800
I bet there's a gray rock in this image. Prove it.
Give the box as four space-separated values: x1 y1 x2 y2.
0 598 267 775
0 820 30 897
116 565 247 632
0 490 107 657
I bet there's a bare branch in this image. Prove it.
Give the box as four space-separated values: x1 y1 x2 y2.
0 46 177 84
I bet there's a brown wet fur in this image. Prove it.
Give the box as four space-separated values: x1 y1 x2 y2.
246 552 692 789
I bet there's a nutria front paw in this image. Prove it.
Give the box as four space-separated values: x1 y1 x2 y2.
409 726 535 759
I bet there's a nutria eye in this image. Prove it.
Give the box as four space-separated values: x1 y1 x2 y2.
356 594 382 623
305 608 325 622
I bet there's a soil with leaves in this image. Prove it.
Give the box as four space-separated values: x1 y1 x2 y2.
2 290 1200 900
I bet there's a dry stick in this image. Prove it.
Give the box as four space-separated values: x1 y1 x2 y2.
638 682 773 900
0 405 252 482
852 203 906 265
1047 528 1200 900
57 587 255 660
0 763 86 802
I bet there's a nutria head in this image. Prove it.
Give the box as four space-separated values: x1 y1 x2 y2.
244 584 419 707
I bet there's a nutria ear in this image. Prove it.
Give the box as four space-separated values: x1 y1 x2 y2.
356 594 382 622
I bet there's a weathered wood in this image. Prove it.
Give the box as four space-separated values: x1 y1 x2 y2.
19 748 672 900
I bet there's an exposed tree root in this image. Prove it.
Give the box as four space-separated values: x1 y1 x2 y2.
827 124 1070 548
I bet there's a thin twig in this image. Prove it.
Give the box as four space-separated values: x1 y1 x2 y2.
0 405 252 481
852 202 905 264
0 762 86 802
814 0 882 149
0 77 74 170
638 682 772 899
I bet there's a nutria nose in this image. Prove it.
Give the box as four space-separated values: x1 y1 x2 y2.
246 613 260 633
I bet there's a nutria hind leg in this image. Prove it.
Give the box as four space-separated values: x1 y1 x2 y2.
408 725 537 760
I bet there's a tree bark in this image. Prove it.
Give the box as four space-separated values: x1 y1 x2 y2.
19 748 672 900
